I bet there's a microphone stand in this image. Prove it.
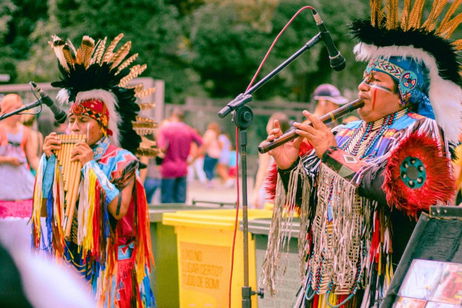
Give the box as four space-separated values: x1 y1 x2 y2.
217 32 323 308
0 100 42 121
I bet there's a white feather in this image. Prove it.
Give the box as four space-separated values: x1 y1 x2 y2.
354 43 462 143
56 89 70 106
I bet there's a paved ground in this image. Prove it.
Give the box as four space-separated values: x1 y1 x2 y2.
151 177 255 207
187 177 255 206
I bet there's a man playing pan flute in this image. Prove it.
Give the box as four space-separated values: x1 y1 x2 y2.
31 34 156 307
260 1 462 307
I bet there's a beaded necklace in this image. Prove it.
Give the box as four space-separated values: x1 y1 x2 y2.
340 109 407 158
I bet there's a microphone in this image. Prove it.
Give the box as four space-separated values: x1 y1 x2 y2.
311 9 346 71
30 82 67 123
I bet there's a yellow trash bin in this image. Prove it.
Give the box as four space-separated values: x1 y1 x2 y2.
162 209 272 308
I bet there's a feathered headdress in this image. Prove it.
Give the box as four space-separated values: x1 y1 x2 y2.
49 33 158 156
351 0 462 143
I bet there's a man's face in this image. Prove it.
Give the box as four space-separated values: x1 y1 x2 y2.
68 114 104 146
357 71 402 122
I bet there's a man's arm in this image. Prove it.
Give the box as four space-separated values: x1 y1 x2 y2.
108 174 135 220
24 127 40 171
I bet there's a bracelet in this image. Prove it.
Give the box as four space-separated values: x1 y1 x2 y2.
321 146 339 163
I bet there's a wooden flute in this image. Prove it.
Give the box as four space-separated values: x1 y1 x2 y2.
258 98 364 154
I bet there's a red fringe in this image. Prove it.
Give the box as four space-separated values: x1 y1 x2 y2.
382 133 455 217
115 257 135 308
93 182 101 260
299 141 313 156
264 141 314 202
265 162 278 202
135 179 154 268
369 212 380 262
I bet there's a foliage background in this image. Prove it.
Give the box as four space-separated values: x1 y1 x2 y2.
1 0 459 156
0 0 370 104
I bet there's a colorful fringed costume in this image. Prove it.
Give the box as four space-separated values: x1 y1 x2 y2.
32 137 154 307
31 33 157 307
261 1 462 307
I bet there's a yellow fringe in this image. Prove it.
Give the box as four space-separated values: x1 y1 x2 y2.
31 159 45 245
378 248 382 276
53 163 65 256
82 170 97 254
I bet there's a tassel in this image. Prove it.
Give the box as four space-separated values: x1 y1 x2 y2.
31 156 45 247
260 160 308 295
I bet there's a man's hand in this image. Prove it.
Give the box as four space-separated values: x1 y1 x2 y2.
43 132 61 157
71 142 94 165
293 111 337 158
260 120 302 170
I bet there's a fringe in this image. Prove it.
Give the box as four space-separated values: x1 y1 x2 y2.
260 160 309 295
309 164 375 295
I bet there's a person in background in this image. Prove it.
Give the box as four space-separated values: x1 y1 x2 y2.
216 132 233 187
250 112 290 209
311 83 358 125
202 122 221 187
21 113 44 174
140 135 163 205
187 132 207 184
0 94 40 243
157 107 203 203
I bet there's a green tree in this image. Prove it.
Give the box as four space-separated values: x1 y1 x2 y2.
13 0 190 103
186 0 368 101
0 0 48 83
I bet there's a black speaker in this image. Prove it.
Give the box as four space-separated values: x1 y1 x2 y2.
382 206 462 307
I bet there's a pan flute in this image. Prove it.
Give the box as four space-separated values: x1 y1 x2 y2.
55 134 86 238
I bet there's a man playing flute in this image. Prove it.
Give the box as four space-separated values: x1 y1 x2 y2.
260 1 462 307
31 34 156 307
